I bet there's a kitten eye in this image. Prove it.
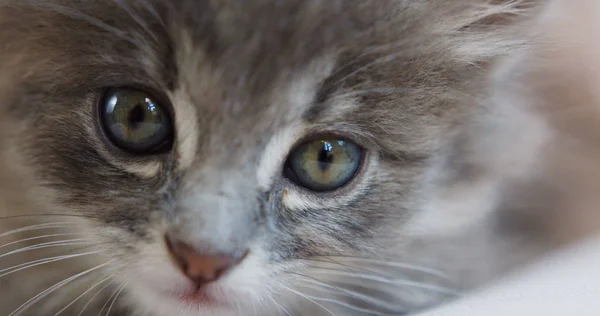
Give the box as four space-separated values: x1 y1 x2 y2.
284 138 363 192
100 88 174 154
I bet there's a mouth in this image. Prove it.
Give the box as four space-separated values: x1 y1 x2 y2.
176 288 220 307
171 287 233 308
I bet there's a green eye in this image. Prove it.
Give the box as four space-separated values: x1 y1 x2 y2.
284 138 363 192
100 88 174 154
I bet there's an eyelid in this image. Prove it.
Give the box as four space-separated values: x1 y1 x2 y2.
98 84 176 118
286 131 366 153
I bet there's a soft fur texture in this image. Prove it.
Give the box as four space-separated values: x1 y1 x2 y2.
489 0 600 247
1 1 588 315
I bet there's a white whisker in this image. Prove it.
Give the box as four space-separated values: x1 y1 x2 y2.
137 0 166 28
112 0 159 44
105 283 127 316
300 257 453 290
9 260 115 316
328 41 413 80
293 274 406 313
77 279 114 316
0 250 103 278
26 3 138 45
0 222 76 239
323 256 452 281
0 239 91 259
54 275 114 315
331 87 414 99
268 295 293 316
0 233 85 250
296 288 398 316
281 286 337 316
334 51 411 86
252 299 258 316
307 269 460 296
98 282 123 316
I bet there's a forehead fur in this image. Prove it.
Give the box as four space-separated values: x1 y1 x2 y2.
0 0 535 92
0 0 540 221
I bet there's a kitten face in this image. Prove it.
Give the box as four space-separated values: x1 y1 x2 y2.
0 1 542 315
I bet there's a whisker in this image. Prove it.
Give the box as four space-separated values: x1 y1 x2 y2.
281 286 337 316
298 256 454 300
98 283 122 316
305 268 460 296
136 0 166 29
291 273 406 313
292 286 400 316
21 2 138 45
332 51 412 87
0 233 86 250
331 87 415 99
77 279 114 316
0 250 103 279
0 239 91 259
112 0 159 44
54 275 114 316
328 41 412 80
0 214 100 221
105 282 127 316
297 258 366 277
0 222 77 239
268 295 293 316
318 256 453 281
9 260 115 316
252 299 258 316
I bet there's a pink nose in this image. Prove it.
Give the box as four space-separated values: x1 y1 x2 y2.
166 237 247 288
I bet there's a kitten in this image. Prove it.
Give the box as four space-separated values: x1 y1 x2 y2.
0 1 576 316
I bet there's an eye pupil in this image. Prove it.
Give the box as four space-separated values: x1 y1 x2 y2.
317 142 335 172
99 88 174 154
129 104 146 128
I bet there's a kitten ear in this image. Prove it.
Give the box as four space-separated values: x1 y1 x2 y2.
412 0 600 239
491 0 600 245
521 0 600 124
533 0 600 91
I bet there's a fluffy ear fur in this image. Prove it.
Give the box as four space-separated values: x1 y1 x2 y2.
488 0 600 247
418 7 600 309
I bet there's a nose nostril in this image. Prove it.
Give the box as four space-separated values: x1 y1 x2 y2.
165 236 248 288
